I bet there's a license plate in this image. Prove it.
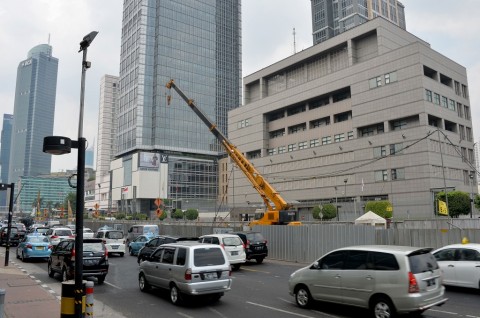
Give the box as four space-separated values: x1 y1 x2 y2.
204 273 216 280
255 246 262 250
231 251 238 256
35 246 44 250
426 279 436 287
111 245 119 249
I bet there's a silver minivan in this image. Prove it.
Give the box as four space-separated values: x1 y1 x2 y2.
288 245 447 318
138 241 232 305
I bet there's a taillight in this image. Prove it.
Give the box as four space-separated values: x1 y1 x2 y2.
408 272 419 293
71 248 76 261
245 239 250 249
48 245 53 250
220 243 225 250
51 235 58 239
264 240 268 246
104 248 108 260
184 268 192 281
102 240 106 244
26 244 32 249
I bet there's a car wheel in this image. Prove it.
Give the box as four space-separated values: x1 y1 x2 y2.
16 249 20 259
97 275 106 284
371 296 396 318
47 262 55 278
256 257 264 264
62 267 69 282
170 284 183 305
295 285 312 309
119 252 124 257
139 273 150 292
232 264 241 271
21 252 26 262
209 293 223 303
129 247 134 256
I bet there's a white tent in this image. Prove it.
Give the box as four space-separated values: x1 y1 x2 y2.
354 211 386 228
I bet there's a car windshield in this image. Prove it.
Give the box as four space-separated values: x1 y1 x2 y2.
106 231 123 239
55 230 72 236
222 237 242 246
194 247 226 266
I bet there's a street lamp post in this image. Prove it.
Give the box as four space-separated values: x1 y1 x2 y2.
0 183 14 266
42 31 98 318
469 173 475 218
343 178 348 220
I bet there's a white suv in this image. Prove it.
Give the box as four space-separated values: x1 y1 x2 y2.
45 227 74 246
199 234 246 270
95 230 126 257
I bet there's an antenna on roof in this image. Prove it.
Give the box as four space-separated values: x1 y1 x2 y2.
293 28 296 54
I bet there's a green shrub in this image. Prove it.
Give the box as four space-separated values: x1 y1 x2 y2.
321 203 337 220
436 191 471 218
172 209 184 220
185 209 199 220
364 201 392 218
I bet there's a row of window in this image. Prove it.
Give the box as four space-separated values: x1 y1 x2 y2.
369 71 398 88
375 168 405 181
267 131 354 156
423 65 469 99
425 89 470 120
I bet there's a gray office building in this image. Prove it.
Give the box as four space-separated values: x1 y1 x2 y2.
110 0 241 215
8 44 58 185
0 114 14 208
232 18 474 220
311 0 405 45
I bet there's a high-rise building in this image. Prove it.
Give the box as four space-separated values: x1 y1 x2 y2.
95 75 119 213
85 145 94 169
8 44 58 184
311 0 406 45
0 114 14 208
110 1 241 215
234 18 474 220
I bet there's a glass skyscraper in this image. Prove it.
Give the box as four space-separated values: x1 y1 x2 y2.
112 0 241 212
8 44 58 184
311 0 406 45
0 114 14 208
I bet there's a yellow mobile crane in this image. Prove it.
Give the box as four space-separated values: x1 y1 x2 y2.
166 80 301 226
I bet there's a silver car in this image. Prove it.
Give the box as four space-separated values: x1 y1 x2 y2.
138 241 232 305
288 245 447 318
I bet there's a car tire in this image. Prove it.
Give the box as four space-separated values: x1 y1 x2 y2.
97 275 106 285
120 252 124 257
16 250 20 259
21 252 26 262
139 273 150 292
209 293 223 303
295 285 312 309
47 262 55 278
232 264 241 271
256 257 264 264
371 296 396 318
170 285 183 305
129 247 134 256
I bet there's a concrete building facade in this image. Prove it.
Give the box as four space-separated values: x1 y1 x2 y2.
230 18 475 220
109 0 241 217
0 114 14 209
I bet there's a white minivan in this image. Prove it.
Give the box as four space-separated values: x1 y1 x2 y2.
96 229 126 257
199 234 246 270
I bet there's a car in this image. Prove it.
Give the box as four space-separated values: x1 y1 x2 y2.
199 234 246 270
288 245 448 317
432 243 480 289
16 234 53 261
129 234 154 256
44 227 74 246
47 238 109 284
0 226 21 246
230 231 268 264
95 229 126 257
29 226 50 236
137 235 198 264
83 227 94 238
126 224 159 245
138 241 232 305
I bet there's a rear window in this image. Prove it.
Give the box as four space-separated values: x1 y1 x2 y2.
409 251 439 274
194 247 226 266
55 230 72 236
83 242 104 252
247 232 265 241
106 231 123 239
222 236 242 246
27 236 49 243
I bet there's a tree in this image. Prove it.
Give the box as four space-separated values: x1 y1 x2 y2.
474 193 480 211
321 203 337 220
172 209 184 220
158 210 167 221
185 208 199 220
364 200 393 218
436 191 470 218
312 206 322 219
64 192 76 213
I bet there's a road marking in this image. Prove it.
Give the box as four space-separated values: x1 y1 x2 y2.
177 313 194 318
246 301 317 318
241 267 271 274
466 315 480 318
428 309 459 315
209 307 228 318
104 281 122 289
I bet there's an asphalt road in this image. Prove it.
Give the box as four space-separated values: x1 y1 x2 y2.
7 249 480 318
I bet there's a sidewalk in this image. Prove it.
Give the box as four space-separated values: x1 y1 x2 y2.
0 251 124 318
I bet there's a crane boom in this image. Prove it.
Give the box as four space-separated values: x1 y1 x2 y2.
166 79 300 225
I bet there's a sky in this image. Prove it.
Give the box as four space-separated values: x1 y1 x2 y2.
0 0 479 173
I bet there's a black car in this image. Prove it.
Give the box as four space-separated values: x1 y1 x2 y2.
47 238 109 284
137 235 198 264
0 226 21 246
230 231 268 263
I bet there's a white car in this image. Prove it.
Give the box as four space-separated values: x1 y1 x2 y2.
199 234 246 270
432 243 480 289
83 228 94 238
45 227 74 246
95 229 126 257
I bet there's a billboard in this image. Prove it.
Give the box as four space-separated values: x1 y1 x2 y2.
138 152 160 169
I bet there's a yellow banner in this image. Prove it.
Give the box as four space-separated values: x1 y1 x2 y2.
438 200 448 216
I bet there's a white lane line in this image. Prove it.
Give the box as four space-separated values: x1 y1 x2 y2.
177 312 194 318
278 298 340 318
428 309 459 315
246 301 317 318
466 315 480 318
104 281 122 289
208 307 228 318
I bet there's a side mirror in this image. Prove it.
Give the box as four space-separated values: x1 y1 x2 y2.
311 261 320 270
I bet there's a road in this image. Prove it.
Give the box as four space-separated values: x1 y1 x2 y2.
7 249 480 318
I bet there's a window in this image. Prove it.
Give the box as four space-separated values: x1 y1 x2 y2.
391 168 405 180
384 71 397 84
278 146 286 154
267 148 277 156
441 96 448 108
310 117 330 128
448 99 456 111
320 251 346 269
288 144 297 152
464 105 471 120
375 170 388 181
161 248 175 264
344 250 369 270
433 249 455 262
369 76 382 88
374 146 387 158
461 84 468 98
334 133 345 143
289 124 306 134
176 248 186 265
347 131 354 139
237 119 250 128
298 141 308 150
392 120 407 130
433 93 440 105
322 136 332 145
425 89 432 102
269 129 285 139
370 252 399 270
390 143 403 155
310 139 319 147
287 104 306 116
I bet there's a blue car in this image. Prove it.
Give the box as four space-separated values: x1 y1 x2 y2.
128 235 153 256
16 234 52 261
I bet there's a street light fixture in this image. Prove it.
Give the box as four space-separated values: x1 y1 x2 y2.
43 31 97 318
